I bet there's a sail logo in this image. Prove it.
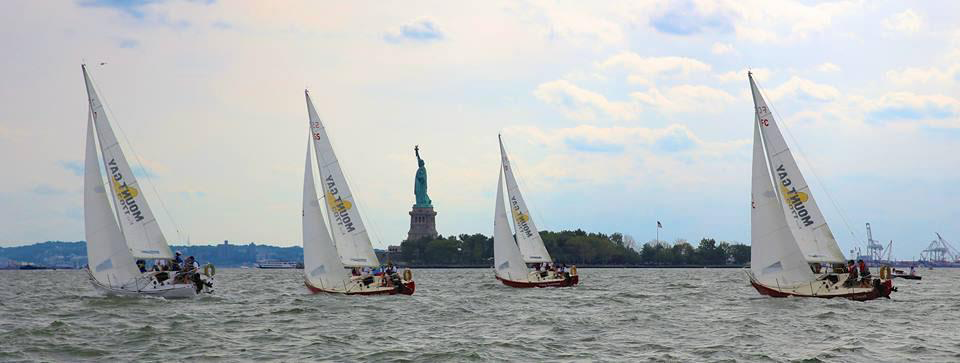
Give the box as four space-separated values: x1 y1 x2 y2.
776 164 814 227
324 175 356 233
107 159 145 222
510 196 534 238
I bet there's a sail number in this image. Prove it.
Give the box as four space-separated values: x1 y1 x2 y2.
311 122 321 128
760 118 770 127
313 132 322 140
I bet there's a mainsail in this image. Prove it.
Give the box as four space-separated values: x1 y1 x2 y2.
305 90 379 267
499 137 552 263
494 169 531 282
85 113 141 287
302 138 351 289
748 74 846 265
82 65 173 259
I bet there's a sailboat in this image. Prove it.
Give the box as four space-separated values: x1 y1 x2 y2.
746 72 892 300
82 65 214 298
301 90 415 295
493 136 579 288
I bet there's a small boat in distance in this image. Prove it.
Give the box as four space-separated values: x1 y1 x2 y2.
493 136 578 288
81 65 214 298
745 72 892 301
301 90 415 295
256 260 303 269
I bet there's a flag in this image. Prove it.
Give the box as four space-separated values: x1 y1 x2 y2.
657 221 662 228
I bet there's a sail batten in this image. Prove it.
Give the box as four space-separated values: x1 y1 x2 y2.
305 91 379 267
82 66 173 260
498 137 552 263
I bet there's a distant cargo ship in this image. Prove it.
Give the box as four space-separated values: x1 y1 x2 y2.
256 260 303 269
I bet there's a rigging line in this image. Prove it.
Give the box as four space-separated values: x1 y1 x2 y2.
755 79 862 250
89 68 184 244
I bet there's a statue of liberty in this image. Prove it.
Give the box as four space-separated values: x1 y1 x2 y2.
414 145 432 208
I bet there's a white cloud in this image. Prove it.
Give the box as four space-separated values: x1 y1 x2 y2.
817 62 840 72
631 85 737 113
863 92 960 127
883 9 922 34
599 53 711 84
715 68 771 82
765 76 840 102
533 80 640 121
885 64 960 86
711 42 736 55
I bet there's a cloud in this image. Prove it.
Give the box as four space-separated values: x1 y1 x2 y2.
599 53 711 84
131 165 158 178
711 42 736 55
33 185 66 196
533 80 640 121
817 62 840 72
885 64 960 86
77 0 161 19
118 38 139 48
883 9 922 34
715 68 771 83
59 161 84 176
865 92 960 125
384 17 444 43
649 0 735 36
765 76 840 102
631 85 737 113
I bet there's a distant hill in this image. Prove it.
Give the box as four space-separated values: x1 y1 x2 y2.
0 241 305 268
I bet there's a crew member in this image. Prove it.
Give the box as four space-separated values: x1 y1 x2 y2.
857 259 871 279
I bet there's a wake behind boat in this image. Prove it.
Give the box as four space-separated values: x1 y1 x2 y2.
81 65 214 298
745 72 892 301
301 90 414 296
493 136 578 288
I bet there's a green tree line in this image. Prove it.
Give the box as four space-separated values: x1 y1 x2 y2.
397 230 750 266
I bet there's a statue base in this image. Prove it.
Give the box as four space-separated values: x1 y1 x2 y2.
407 206 438 241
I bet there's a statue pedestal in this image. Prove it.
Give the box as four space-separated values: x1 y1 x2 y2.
407 206 438 241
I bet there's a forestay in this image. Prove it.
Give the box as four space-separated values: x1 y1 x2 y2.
302 139 351 290
749 75 846 265
750 106 814 287
305 91 379 267
494 170 531 282
84 114 141 287
82 66 173 259
499 137 552 263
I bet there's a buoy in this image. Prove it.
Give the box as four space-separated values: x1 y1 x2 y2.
403 269 413 281
204 263 216 277
570 266 578 275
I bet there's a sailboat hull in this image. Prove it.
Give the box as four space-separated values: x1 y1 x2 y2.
305 279 416 296
496 274 579 288
750 279 893 301
87 269 212 299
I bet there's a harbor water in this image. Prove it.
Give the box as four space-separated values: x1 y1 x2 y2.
0 268 957 362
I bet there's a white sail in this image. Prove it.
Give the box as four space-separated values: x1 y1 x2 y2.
749 75 846 265
499 137 552 263
302 138 351 290
305 90 379 267
494 169 531 282
750 107 815 287
82 66 173 259
85 113 141 287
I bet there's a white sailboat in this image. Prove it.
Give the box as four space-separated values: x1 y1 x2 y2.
82 64 214 298
746 72 892 300
494 136 578 288
302 90 415 295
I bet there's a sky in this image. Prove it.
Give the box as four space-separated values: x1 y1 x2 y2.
1 0 958 260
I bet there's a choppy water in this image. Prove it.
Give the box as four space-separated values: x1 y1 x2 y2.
0 268 957 362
